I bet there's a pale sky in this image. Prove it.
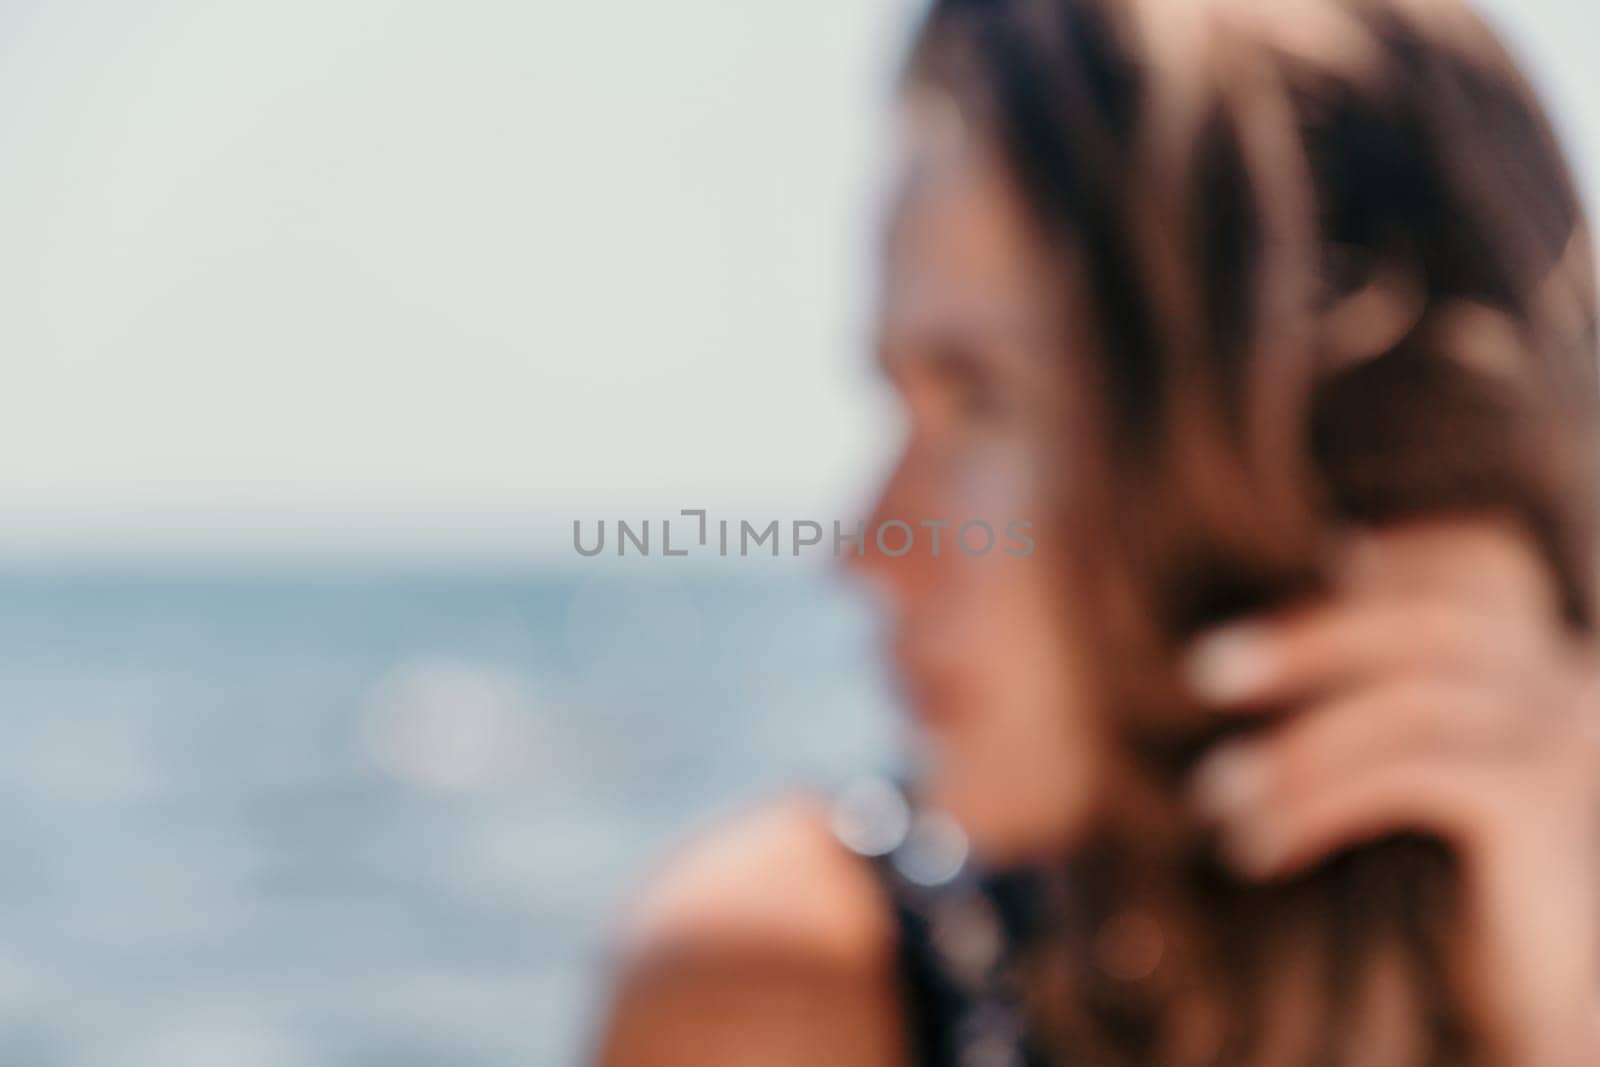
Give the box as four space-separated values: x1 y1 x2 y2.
0 0 1592 562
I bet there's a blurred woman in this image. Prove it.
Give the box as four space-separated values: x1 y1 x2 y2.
596 0 1600 1063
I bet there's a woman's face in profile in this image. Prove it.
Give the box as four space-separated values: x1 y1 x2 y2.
858 93 1102 862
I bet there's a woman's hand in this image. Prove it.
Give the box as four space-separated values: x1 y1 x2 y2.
1184 518 1600 1065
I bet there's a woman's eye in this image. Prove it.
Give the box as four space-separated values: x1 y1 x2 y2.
929 344 1008 424
951 375 1006 421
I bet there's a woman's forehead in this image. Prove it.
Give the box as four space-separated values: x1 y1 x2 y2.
880 97 1051 339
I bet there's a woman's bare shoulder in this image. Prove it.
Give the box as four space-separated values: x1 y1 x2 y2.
593 791 907 1067
620 791 895 965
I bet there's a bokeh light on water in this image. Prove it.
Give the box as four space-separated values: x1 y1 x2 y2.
0 567 895 1066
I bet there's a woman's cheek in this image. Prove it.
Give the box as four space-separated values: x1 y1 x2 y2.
953 435 1038 522
926 554 1099 862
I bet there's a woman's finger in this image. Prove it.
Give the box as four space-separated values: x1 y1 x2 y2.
1194 752 1505 879
1188 677 1519 830
1189 710 1598 882
1182 599 1518 709
1184 520 1564 710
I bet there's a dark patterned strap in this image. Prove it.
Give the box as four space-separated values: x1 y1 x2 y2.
830 777 1054 1067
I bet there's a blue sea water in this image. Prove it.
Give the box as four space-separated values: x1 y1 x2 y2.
0 567 898 1066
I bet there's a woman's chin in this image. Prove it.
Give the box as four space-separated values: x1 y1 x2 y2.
924 765 1094 867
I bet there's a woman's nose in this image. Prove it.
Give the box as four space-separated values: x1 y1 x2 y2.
843 446 935 595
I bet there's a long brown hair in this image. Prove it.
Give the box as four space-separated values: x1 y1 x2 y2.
906 0 1600 1061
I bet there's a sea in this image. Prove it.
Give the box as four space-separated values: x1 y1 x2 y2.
0 566 900 1066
